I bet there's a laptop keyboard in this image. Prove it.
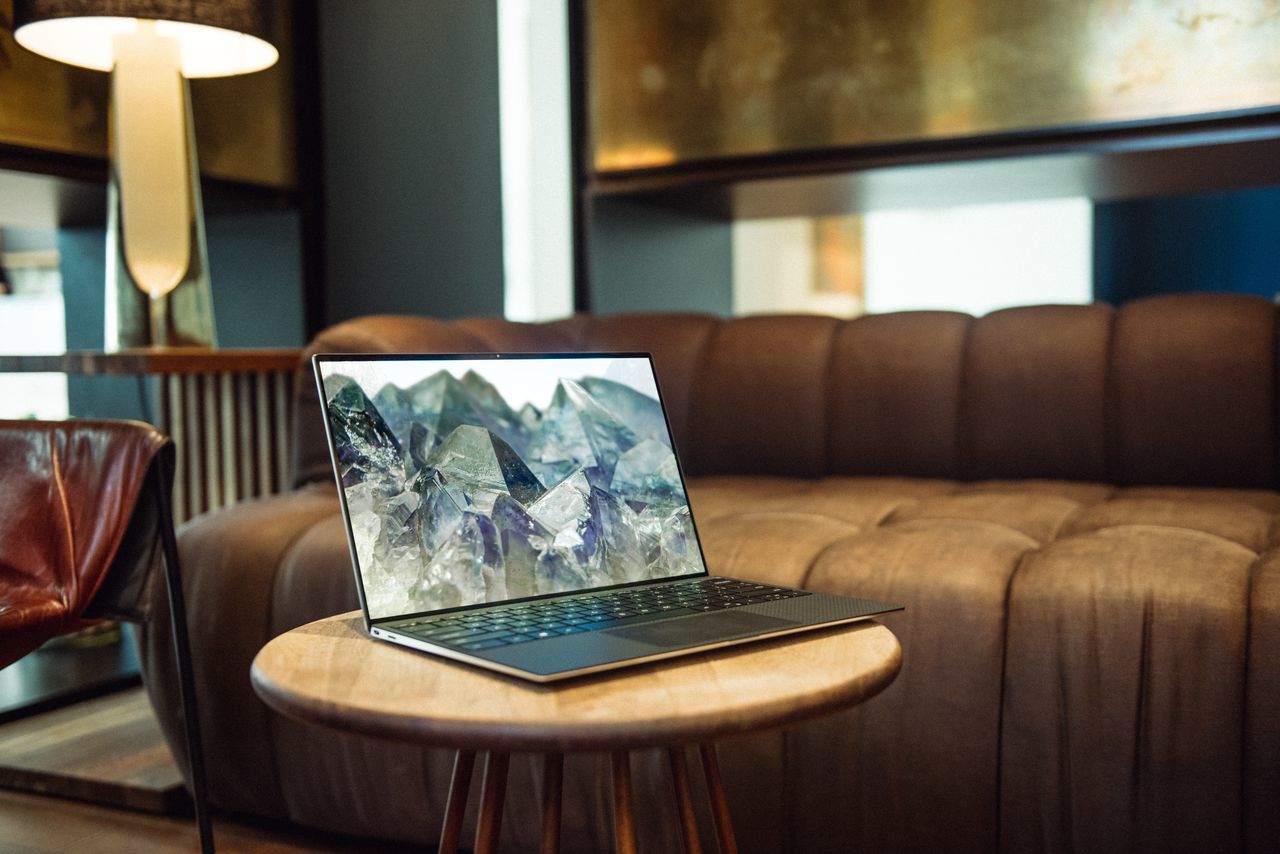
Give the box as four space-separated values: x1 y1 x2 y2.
391 577 809 652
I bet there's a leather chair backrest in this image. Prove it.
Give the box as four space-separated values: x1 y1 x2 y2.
0 419 171 667
290 293 1278 490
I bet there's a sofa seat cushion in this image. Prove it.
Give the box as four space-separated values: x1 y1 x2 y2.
683 475 817 521
684 474 1280 853
1060 494 1276 551
689 476 1280 571
1002 526 1256 852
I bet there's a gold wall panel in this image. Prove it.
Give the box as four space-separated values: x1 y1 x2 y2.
0 0 296 189
589 0 1280 172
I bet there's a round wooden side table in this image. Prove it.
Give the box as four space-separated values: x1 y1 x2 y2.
250 611 901 853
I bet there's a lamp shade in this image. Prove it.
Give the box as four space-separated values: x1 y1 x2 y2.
13 0 278 77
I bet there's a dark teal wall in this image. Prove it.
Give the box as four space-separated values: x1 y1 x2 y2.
1094 185 1280 303
59 227 107 355
318 0 505 324
588 198 733 316
2 227 57 253
205 211 305 346
59 211 305 419
58 227 140 420
60 211 305 351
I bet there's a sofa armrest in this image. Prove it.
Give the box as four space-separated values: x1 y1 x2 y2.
140 482 353 816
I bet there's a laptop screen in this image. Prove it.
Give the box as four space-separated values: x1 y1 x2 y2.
315 354 707 620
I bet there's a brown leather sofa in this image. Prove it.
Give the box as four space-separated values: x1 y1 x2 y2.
143 293 1280 852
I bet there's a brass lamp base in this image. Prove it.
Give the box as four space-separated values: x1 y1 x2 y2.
104 26 216 351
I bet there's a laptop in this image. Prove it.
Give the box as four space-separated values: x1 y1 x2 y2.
314 352 901 682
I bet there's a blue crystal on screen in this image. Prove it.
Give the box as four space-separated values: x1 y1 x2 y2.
410 511 501 609
325 375 402 487
411 468 466 553
560 379 639 481
581 377 672 447
517 402 541 432
422 424 546 510
490 494 550 599
590 485 652 584
411 371 533 456
407 422 437 472
329 363 706 616
653 504 698 576
461 370 528 446
611 439 685 510
526 381 599 487
371 383 417 446
487 431 546 505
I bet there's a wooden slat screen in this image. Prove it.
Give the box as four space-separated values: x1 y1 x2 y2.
0 349 302 523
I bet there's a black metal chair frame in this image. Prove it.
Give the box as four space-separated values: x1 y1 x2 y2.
77 440 214 852
151 451 214 853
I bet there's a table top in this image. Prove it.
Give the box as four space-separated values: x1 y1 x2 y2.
250 611 901 752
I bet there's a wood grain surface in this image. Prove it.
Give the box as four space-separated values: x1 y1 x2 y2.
250 612 901 752
0 687 184 814
0 349 302 376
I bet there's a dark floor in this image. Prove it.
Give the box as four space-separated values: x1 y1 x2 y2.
0 788 412 853
0 625 141 725
0 635 415 852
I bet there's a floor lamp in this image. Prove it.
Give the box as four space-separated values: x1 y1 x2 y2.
13 1 278 349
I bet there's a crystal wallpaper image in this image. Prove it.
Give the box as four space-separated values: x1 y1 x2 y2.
321 357 704 619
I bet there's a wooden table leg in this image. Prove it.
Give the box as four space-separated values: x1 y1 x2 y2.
475 751 510 854
611 750 639 854
540 752 564 854
438 749 475 854
699 744 738 854
668 746 703 854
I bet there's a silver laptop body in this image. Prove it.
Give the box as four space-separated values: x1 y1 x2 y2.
314 352 900 682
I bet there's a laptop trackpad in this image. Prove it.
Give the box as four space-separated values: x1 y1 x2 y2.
606 611 798 649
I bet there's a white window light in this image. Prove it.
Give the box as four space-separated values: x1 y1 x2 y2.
498 0 574 322
864 197 1093 316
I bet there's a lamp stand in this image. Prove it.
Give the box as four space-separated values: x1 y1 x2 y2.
105 24 216 350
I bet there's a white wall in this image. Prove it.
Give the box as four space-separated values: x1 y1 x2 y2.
733 218 862 317
863 198 1093 315
0 259 68 418
498 0 574 321
733 198 1093 318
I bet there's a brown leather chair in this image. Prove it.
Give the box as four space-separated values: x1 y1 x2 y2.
0 419 213 853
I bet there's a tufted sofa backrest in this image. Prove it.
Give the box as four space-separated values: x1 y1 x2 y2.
291 293 1278 490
